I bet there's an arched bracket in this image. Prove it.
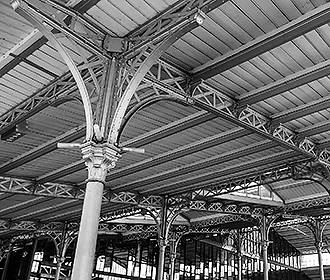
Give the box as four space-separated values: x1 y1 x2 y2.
108 14 205 144
118 96 190 144
12 0 94 141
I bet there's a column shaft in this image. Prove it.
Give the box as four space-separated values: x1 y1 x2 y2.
71 181 104 280
169 256 176 280
54 260 63 280
237 254 242 280
157 243 166 280
262 243 269 280
317 244 325 280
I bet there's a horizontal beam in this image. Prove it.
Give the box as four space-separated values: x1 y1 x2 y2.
297 121 330 139
271 94 330 125
191 3 330 81
239 60 330 107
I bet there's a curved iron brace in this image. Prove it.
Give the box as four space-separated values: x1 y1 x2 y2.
291 161 330 195
108 21 201 145
118 95 189 144
137 205 161 236
12 0 94 141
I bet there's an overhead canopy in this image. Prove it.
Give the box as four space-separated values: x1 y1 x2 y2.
0 0 330 254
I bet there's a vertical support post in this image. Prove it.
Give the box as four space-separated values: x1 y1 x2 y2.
309 219 326 280
26 238 38 280
260 216 270 280
308 219 326 280
169 239 178 280
237 253 242 280
234 229 243 280
55 256 65 280
157 196 169 280
316 241 325 280
54 225 69 280
71 143 120 280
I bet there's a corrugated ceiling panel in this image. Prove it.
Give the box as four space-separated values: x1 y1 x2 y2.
86 0 177 37
0 1 34 56
273 181 325 202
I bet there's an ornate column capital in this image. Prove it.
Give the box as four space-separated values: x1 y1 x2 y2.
158 237 168 248
261 240 271 251
315 241 324 251
56 256 66 265
81 141 121 183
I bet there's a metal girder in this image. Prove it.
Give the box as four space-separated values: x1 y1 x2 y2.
238 60 330 107
0 219 159 234
0 175 277 218
279 195 330 213
0 176 85 199
191 159 328 198
113 139 274 192
0 175 163 207
99 206 142 222
188 200 264 216
138 66 330 166
191 214 256 228
191 3 330 82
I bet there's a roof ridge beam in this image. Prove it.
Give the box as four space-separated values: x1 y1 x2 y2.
191 2 330 81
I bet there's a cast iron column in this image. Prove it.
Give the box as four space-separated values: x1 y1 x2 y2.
307 218 326 280
169 239 178 280
71 142 120 280
54 256 65 280
316 241 325 280
261 216 270 280
237 252 242 280
157 197 169 280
